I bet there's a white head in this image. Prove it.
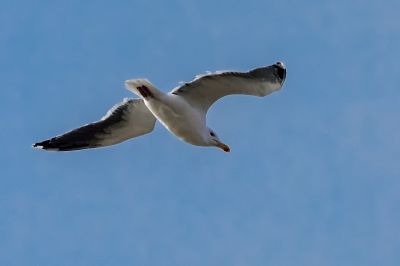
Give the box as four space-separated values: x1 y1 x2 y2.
206 128 230 152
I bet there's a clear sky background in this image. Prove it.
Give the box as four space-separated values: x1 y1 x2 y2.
1 0 399 265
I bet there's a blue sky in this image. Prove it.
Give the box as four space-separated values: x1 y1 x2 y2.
1 0 399 265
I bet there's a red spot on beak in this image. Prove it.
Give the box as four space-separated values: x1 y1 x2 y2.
215 141 230 153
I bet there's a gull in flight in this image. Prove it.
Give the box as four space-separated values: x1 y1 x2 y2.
33 62 286 152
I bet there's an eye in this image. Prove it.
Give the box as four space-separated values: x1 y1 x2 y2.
210 131 215 137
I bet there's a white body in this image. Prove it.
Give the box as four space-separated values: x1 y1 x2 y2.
143 92 208 146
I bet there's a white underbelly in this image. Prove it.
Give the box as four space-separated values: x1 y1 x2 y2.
145 97 206 146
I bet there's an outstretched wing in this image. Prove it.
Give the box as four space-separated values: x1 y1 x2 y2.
170 62 286 112
33 98 156 151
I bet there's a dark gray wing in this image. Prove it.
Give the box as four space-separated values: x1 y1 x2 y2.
170 62 286 112
33 98 156 151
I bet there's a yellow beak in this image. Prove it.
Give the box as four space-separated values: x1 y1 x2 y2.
215 140 230 152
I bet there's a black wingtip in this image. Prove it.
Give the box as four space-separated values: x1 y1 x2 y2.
33 136 98 151
32 141 44 149
32 139 59 151
32 142 41 148
273 62 286 82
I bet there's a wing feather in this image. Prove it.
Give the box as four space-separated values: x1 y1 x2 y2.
170 63 286 112
33 98 156 151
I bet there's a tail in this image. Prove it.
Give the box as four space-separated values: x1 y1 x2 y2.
125 79 162 99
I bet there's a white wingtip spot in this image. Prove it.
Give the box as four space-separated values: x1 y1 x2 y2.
275 61 285 69
32 144 44 149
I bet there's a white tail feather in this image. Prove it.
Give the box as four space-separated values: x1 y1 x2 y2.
125 79 155 97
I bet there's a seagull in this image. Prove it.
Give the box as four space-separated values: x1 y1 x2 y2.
33 62 286 152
